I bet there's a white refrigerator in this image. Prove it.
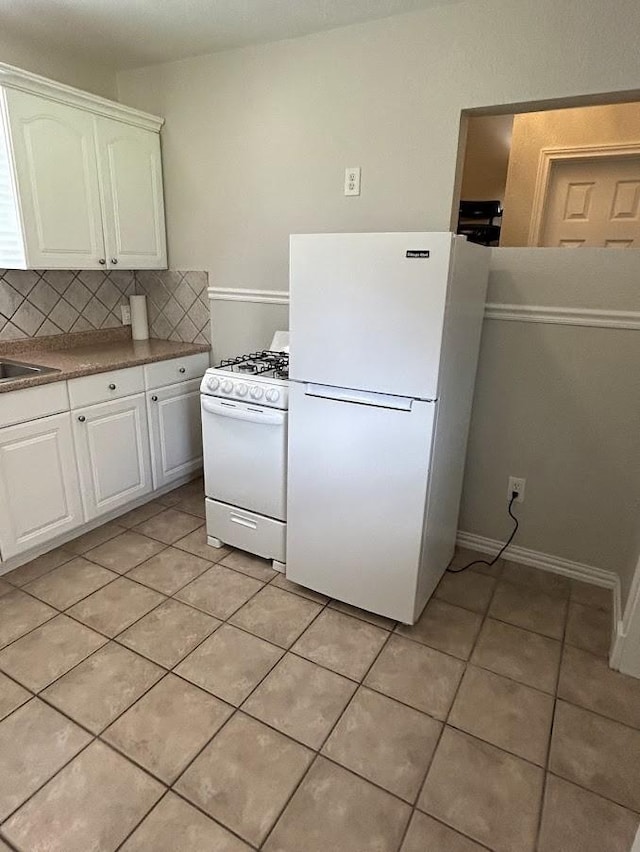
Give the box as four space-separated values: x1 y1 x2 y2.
286 232 490 624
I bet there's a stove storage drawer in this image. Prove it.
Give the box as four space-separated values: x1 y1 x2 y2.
145 353 210 390
205 498 285 563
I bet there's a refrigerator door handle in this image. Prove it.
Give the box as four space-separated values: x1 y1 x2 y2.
304 383 416 411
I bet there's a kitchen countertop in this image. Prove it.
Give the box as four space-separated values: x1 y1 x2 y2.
0 327 210 393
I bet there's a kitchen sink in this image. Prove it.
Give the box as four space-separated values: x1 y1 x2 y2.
0 359 60 383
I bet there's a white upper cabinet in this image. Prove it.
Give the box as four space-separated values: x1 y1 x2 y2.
96 117 167 269
3 89 106 270
0 62 167 270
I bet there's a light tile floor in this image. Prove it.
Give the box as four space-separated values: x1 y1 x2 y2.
0 480 639 851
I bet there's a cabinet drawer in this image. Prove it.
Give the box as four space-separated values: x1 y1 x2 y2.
0 381 69 429
144 353 210 390
205 498 285 563
68 366 144 408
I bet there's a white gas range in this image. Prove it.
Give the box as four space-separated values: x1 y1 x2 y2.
200 333 289 571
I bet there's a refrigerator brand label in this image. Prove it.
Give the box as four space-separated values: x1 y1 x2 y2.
406 250 430 258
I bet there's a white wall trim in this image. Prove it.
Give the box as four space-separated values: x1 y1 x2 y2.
484 303 640 330
207 287 289 305
457 530 622 660
207 287 640 330
610 551 640 676
0 61 163 132
528 141 640 246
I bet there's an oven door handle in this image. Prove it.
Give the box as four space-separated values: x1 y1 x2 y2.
201 397 286 426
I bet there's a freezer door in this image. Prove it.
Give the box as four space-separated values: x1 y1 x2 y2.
286 382 436 623
289 232 453 399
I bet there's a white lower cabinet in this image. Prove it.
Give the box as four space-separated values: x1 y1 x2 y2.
0 359 207 567
0 413 83 559
73 394 153 521
147 379 203 489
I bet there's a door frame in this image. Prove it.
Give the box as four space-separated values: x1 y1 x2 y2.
528 142 640 246
611 548 640 679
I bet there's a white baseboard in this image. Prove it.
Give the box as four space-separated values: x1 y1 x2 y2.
456 530 622 656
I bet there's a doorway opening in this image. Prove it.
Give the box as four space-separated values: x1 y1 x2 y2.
456 101 640 247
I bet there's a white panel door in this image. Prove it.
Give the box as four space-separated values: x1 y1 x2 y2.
0 413 83 559
289 232 454 399
286 382 436 623
5 89 106 268
147 380 203 489
95 116 167 269
541 155 640 247
73 394 152 520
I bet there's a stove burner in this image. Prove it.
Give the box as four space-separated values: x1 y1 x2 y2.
217 350 289 377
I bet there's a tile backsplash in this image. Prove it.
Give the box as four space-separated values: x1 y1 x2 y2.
0 268 210 344
135 270 210 344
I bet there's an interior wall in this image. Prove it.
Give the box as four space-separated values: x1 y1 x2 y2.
0 27 117 98
118 0 640 606
501 102 640 245
460 115 513 203
117 0 640 282
464 249 640 606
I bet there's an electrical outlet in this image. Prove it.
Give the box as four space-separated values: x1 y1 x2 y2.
121 304 131 325
344 167 361 196
508 476 526 503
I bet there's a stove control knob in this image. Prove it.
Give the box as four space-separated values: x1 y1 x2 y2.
250 386 263 400
265 388 280 403
207 376 220 392
235 383 248 397
221 380 233 394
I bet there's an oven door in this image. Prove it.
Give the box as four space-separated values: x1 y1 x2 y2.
201 396 287 520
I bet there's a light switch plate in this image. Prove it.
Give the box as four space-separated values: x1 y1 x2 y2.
344 167 361 196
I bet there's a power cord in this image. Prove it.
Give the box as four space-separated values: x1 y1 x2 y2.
447 492 519 574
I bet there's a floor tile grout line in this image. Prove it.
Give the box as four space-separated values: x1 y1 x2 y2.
0 559 618 721
112 787 173 852
5 534 179 628
544 769 640 817
167 594 371 847
18 640 640 836
0 548 308 709
0 588 629 752
0 534 624 788
35 661 167 740
161 595 336 794
1 549 77 589
2 584 175 697
409 557 513 849
156 786 260 851
0 732 99 829
534 578 574 850
256 625 400 851
0 552 632 844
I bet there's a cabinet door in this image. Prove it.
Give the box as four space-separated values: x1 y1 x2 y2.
95 116 167 269
0 413 83 559
73 394 152 521
5 89 106 268
147 380 203 489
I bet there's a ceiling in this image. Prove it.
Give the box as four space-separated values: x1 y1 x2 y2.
0 0 468 70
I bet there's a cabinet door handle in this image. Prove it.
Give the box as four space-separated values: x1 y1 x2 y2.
78 415 86 422
111 258 118 265
98 258 106 265
108 383 116 390
151 395 158 402
179 367 186 374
